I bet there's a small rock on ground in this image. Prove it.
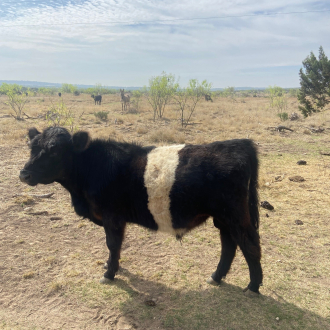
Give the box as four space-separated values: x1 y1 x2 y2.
289 176 305 182
297 160 307 165
275 175 283 181
144 299 156 307
260 201 274 210
295 220 304 225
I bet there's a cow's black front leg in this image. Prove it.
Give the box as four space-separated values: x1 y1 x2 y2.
100 222 126 284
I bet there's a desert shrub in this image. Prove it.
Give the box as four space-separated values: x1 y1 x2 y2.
46 100 78 132
131 90 142 112
267 85 288 113
277 112 288 121
175 79 212 127
73 90 80 96
223 86 236 101
61 83 78 94
94 111 109 121
144 72 179 121
0 83 29 120
136 126 148 134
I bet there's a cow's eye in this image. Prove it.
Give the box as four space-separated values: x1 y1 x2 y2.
49 146 59 157
31 146 41 154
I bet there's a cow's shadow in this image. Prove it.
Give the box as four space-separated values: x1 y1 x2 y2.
105 268 329 330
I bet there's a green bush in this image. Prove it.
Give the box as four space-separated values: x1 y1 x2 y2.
277 112 288 121
94 111 109 121
46 100 78 132
0 83 29 120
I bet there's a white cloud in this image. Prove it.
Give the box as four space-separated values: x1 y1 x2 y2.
0 0 329 86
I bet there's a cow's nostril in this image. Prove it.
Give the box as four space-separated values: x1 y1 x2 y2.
19 171 31 182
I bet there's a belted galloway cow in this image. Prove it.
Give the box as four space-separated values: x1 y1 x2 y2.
19 127 263 295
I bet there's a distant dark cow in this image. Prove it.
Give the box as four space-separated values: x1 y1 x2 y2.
205 94 213 102
19 127 262 295
91 94 102 105
58 92 62 97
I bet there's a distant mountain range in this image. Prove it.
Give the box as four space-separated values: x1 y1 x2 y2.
0 80 271 91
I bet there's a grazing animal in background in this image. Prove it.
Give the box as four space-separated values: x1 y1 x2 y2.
120 89 130 111
91 94 102 105
58 92 62 97
205 94 213 102
19 127 262 295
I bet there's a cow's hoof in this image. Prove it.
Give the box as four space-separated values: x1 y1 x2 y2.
99 276 113 285
103 263 108 270
206 277 220 286
243 288 260 297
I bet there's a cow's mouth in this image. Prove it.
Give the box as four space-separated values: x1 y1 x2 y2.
19 170 38 186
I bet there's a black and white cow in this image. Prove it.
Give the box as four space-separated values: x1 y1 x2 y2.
19 127 262 295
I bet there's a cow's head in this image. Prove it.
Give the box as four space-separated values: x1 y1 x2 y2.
19 127 90 186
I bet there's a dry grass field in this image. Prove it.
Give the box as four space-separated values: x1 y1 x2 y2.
0 92 330 330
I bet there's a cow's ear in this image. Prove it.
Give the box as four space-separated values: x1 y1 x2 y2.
28 127 41 140
72 131 90 152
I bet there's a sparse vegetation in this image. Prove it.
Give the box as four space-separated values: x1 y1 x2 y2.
94 111 109 122
61 83 78 94
0 83 30 120
46 100 79 132
0 84 330 330
175 79 212 127
223 86 236 101
144 72 179 120
131 90 143 111
277 112 288 121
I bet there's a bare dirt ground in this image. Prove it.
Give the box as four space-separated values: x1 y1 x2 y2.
0 93 330 329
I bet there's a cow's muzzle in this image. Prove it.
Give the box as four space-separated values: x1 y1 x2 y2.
19 170 36 185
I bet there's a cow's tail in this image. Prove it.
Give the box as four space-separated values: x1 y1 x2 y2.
248 143 259 230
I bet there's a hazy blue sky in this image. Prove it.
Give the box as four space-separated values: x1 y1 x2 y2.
0 0 329 88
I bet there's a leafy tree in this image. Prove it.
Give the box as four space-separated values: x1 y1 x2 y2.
0 83 29 120
267 85 283 107
267 85 287 113
298 46 330 117
224 86 235 101
175 79 212 127
61 83 77 94
144 72 179 121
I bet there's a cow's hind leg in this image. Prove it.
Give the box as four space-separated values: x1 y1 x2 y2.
100 223 126 284
234 224 262 294
207 219 237 285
